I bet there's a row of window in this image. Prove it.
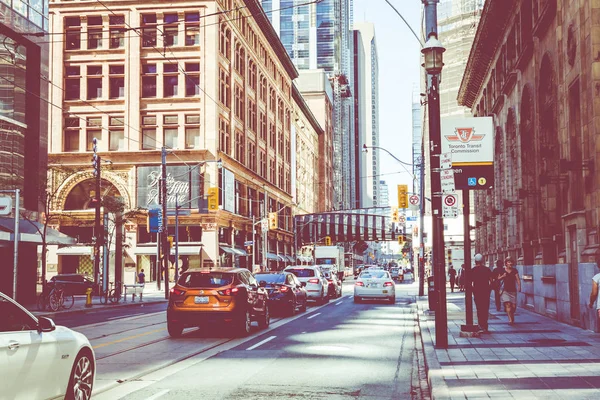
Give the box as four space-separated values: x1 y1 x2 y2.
64 13 200 51
63 114 200 152
64 62 200 101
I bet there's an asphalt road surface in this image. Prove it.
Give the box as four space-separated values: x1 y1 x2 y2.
88 281 429 400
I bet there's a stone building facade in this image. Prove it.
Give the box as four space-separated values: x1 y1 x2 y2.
47 0 305 281
458 0 600 330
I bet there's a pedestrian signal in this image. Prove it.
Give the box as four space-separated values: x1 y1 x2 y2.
398 235 405 245
207 187 219 210
268 212 278 230
391 207 400 223
324 236 331 246
398 184 408 208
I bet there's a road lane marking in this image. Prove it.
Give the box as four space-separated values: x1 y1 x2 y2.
335 301 343 305
107 313 143 321
145 389 170 400
93 328 166 349
307 312 321 320
246 335 277 351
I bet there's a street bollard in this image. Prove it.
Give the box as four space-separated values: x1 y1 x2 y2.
85 288 93 308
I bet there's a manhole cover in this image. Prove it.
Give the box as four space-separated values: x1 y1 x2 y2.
528 338 566 344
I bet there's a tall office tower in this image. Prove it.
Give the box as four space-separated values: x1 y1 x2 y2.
379 180 389 207
262 0 354 210
353 22 379 208
0 1 51 302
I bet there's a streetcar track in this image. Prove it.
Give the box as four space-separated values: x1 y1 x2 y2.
86 321 166 341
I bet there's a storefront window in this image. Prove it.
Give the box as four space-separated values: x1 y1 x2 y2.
0 34 27 125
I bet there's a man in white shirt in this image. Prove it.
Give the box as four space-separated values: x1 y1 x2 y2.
589 272 600 319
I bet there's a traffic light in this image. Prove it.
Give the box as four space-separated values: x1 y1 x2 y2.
167 236 174 251
447 248 452 265
398 234 405 245
324 236 331 246
397 184 408 208
391 207 400 223
268 212 278 230
207 187 219 211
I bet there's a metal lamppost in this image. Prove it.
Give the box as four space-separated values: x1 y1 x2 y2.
422 30 448 348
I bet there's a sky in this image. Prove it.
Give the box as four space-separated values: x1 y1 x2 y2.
353 0 423 205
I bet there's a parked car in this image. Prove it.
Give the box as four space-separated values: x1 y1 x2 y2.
354 269 396 304
319 267 343 298
167 268 270 337
0 291 96 400
284 266 329 304
255 272 308 316
48 273 95 295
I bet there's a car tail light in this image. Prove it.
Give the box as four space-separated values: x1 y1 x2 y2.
217 287 240 296
384 282 394 287
327 279 333 282
308 279 319 284
279 286 289 292
355 281 364 286
170 288 186 296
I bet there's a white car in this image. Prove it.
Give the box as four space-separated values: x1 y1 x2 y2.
284 266 329 304
354 270 396 304
0 291 95 400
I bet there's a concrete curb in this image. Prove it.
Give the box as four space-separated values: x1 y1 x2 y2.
32 299 168 319
416 298 450 400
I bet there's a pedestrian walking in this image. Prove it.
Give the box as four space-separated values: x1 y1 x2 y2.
137 269 146 285
471 254 492 333
458 264 466 292
491 259 504 311
497 257 521 325
448 265 457 292
588 270 600 320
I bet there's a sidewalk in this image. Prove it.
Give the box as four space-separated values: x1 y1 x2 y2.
30 283 169 318
417 291 600 399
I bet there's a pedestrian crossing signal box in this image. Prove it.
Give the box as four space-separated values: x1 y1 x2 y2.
207 187 219 211
268 212 278 230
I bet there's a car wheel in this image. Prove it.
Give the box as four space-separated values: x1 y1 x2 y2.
66 349 94 400
167 321 184 338
354 296 361 303
322 290 329 304
258 305 270 329
238 310 252 336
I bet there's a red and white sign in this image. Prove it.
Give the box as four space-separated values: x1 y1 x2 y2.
442 194 459 218
409 195 420 206
440 169 455 194
444 195 457 207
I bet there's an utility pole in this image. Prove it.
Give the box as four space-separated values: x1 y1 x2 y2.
161 147 169 299
422 0 448 348
419 153 426 297
262 188 268 271
92 138 102 287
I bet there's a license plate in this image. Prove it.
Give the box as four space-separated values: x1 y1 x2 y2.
383 290 388 294
194 296 209 304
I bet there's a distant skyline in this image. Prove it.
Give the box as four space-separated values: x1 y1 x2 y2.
353 0 422 203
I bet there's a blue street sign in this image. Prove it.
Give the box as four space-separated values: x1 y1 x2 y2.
244 241 253 246
407 216 417 222
148 207 162 233
468 177 477 186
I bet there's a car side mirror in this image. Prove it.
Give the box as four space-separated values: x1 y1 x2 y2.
301 282 307 287
38 317 56 333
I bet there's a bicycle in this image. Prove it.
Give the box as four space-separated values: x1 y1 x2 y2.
48 284 74 312
97 281 110 304
108 281 123 304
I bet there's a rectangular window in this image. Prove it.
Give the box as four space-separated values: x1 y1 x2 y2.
163 63 178 97
109 116 124 151
87 16 103 49
259 150 266 178
141 14 157 47
234 84 244 121
185 63 200 96
185 12 200 46
248 140 256 171
109 15 125 49
86 117 102 151
219 117 231 154
142 115 157 150
259 113 267 141
142 64 157 98
269 122 275 148
65 17 81 50
235 130 245 164
219 68 230 108
109 65 125 99
164 115 178 149
87 65 103 100
248 99 257 132
185 114 200 149
164 13 179 46
64 117 80 152
65 66 80 100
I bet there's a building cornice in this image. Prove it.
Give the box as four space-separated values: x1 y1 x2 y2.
457 0 516 108
292 84 324 136
245 0 298 80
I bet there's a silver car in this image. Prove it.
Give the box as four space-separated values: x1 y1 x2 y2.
284 266 329 304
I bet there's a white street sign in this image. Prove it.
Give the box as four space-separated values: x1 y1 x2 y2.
440 152 452 170
261 218 269 233
442 194 459 218
441 117 494 163
0 196 12 215
440 169 456 194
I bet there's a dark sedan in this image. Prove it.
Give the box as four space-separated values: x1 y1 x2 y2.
49 274 95 295
256 272 308 316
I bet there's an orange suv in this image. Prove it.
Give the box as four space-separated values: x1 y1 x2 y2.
167 268 270 337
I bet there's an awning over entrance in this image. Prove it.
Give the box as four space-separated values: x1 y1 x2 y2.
56 246 92 256
285 255 295 262
0 217 76 245
266 252 280 261
232 247 247 256
220 246 236 255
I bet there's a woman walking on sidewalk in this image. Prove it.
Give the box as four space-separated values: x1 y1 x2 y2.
497 257 521 324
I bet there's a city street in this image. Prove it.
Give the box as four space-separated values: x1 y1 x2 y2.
61 281 429 399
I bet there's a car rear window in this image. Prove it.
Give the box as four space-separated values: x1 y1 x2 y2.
286 268 315 278
360 271 388 279
178 272 234 288
255 274 285 284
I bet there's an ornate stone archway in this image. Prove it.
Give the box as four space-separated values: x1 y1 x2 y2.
52 170 132 211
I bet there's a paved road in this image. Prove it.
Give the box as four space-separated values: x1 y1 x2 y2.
90 281 429 400
52 302 168 328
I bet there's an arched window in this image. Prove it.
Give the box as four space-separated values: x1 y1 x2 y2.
64 179 121 210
